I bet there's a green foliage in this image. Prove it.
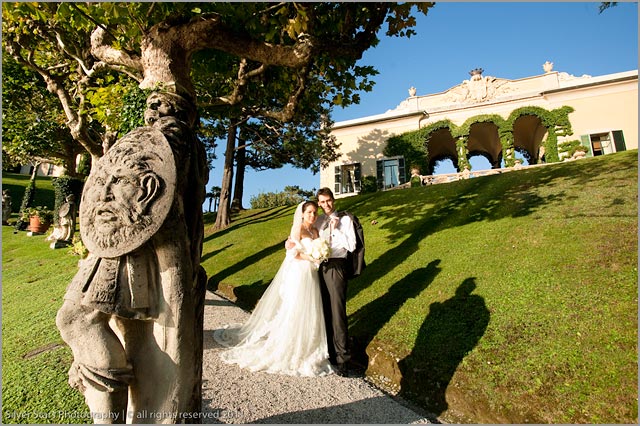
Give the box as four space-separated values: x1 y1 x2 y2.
558 139 588 158
392 107 576 171
455 138 471 171
384 129 430 182
249 186 314 209
21 205 54 223
14 177 36 231
76 153 91 177
68 234 89 259
1 55 80 171
360 175 378 194
51 175 84 214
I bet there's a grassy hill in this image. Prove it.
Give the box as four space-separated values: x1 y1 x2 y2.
2 150 637 423
203 150 637 423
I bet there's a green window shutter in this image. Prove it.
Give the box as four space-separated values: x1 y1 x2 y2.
580 135 593 157
612 130 627 152
334 166 342 194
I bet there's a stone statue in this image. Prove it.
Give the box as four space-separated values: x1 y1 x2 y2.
46 194 77 248
537 145 546 164
408 86 417 97
2 189 12 225
56 91 208 423
543 61 554 73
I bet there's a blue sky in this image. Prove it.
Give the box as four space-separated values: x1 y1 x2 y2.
206 1 638 208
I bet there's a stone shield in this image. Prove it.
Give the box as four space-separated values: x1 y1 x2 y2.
80 127 176 258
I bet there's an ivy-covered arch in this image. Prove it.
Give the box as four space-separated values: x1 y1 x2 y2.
506 105 575 163
455 114 506 171
423 120 459 173
382 105 574 176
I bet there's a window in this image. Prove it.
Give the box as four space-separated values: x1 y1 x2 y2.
334 163 361 195
46 164 55 176
580 130 626 157
376 157 406 190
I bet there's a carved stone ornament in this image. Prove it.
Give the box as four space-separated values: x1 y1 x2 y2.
444 71 511 104
79 127 176 258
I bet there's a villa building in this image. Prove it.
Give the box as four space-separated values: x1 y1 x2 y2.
322 63 638 197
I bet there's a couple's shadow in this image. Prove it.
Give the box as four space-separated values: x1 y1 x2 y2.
399 276 489 417
349 261 489 418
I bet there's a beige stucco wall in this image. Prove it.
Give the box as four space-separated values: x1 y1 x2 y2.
322 70 638 194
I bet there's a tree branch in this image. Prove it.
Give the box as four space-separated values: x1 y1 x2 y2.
162 14 316 69
90 27 144 75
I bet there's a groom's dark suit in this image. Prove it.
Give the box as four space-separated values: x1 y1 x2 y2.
315 211 356 367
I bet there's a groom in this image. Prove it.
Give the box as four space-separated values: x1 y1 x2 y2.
315 187 356 377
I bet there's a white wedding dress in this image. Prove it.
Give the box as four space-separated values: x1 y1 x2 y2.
213 237 334 377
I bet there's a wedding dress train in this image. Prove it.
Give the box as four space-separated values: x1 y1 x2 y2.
213 238 334 377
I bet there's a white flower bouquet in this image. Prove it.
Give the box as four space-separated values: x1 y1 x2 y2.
308 238 331 263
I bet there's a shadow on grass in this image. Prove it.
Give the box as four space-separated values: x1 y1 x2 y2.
398 277 489 417
201 243 233 263
203 205 292 243
349 260 442 364
206 240 282 308
346 152 638 302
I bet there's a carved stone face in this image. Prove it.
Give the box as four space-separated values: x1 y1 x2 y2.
144 91 196 128
89 165 153 233
80 127 176 258
144 93 175 126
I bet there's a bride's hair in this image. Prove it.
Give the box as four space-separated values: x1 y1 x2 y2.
290 200 318 241
301 200 318 214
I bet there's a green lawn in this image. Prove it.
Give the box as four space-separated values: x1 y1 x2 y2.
203 150 638 423
1 227 89 424
2 150 638 423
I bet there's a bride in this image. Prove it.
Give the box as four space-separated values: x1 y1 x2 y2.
213 201 334 377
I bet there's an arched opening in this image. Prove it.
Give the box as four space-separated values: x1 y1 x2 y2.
468 153 493 171
432 157 457 175
513 114 547 164
467 122 502 168
426 128 457 174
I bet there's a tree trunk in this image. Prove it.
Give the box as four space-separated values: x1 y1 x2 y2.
215 123 237 230
231 131 246 211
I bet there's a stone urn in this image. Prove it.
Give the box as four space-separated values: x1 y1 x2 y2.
572 150 587 160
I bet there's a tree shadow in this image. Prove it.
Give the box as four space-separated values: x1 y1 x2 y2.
200 243 233 263
207 241 282 294
398 277 489 417
344 153 637 303
349 260 442 364
203 205 292 243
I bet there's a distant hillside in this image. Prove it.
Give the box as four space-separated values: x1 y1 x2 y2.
203 150 638 423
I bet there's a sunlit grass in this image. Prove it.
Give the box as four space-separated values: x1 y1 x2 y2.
203 150 638 423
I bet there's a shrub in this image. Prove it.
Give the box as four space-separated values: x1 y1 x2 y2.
360 175 378 194
558 140 587 158
52 175 84 214
21 206 54 223
249 185 315 209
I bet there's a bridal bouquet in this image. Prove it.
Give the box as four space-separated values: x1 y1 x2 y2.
308 238 331 263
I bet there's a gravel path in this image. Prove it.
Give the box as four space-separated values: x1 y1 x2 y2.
201 290 433 424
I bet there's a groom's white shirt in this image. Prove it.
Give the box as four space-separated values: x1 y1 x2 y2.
315 213 356 259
